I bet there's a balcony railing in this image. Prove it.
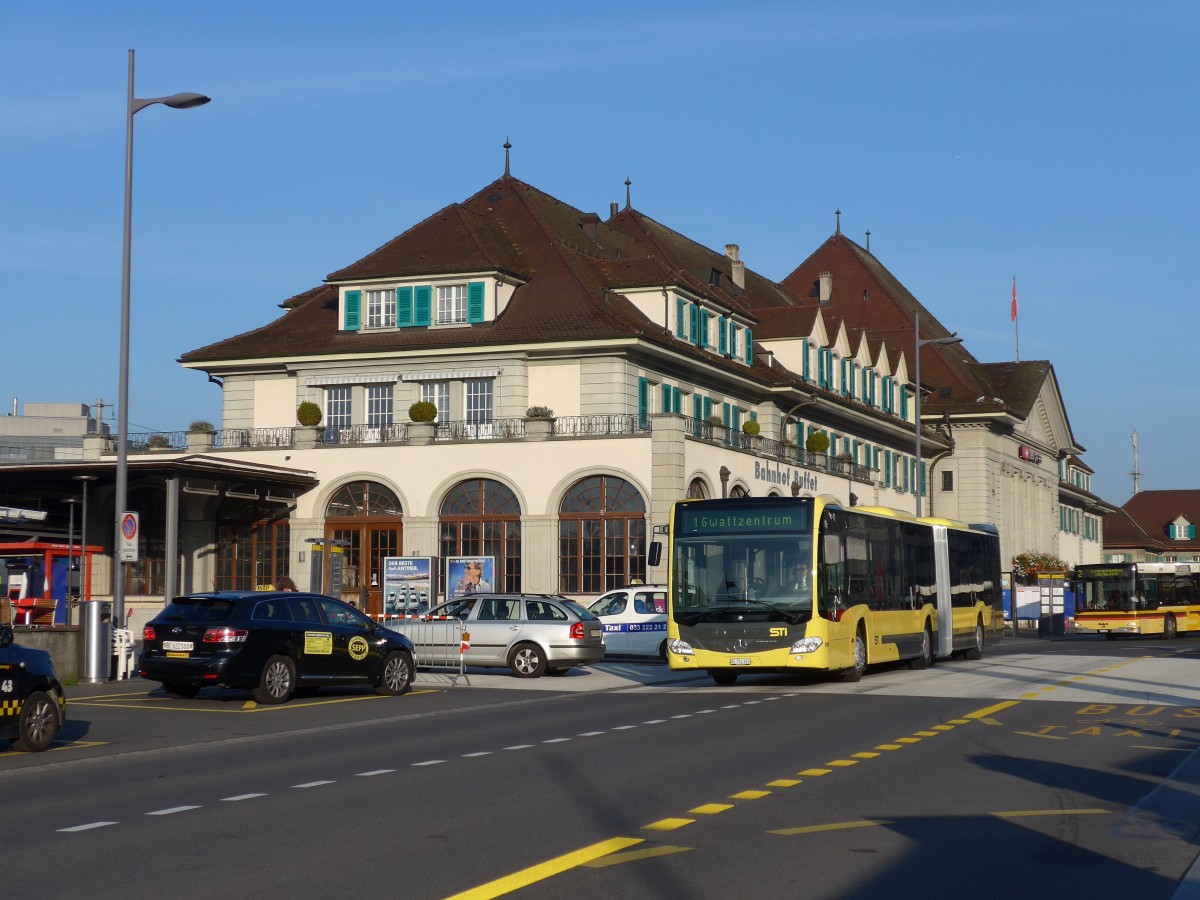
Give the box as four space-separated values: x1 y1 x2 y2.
217 427 295 448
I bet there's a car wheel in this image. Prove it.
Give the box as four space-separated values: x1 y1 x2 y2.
709 669 738 685
509 642 546 678
13 691 59 752
162 681 201 699
252 655 296 704
1163 615 1178 640
963 621 985 660
377 650 414 695
839 627 867 682
909 623 933 670
658 640 668 662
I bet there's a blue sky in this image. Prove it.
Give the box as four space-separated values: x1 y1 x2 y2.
3 1 1195 504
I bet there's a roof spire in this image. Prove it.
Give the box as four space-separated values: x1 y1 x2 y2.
503 138 512 177
865 228 871 251
835 208 841 234
624 177 632 210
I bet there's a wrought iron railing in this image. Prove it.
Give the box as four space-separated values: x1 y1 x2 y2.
216 427 295 448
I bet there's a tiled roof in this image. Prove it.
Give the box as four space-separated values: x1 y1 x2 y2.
1104 489 1200 553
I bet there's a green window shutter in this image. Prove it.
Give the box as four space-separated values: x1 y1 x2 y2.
692 395 703 421
750 410 758 422
1191 524 1196 539
344 290 361 331
689 303 699 344
732 407 742 432
661 383 671 413
900 384 909 419
722 402 731 428
672 387 682 413
818 349 826 386
638 377 649 428
676 298 686 338
699 310 709 348
730 325 738 357
397 286 414 327
703 396 713 420
803 341 811 381
718 318 728 354
744 328 753 365
884 450 892 487
467 281 485 323
414 286 432 326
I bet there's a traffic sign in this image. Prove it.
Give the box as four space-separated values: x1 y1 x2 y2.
119 511 139 562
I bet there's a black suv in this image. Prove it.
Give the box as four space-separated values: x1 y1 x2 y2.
138 591 416 704
0 625 66 752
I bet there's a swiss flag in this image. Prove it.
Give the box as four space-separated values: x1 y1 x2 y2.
1010 277 1018 322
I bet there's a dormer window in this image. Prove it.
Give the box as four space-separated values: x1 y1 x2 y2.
437 285 468 324
1170 519 1195 540
367 289 396 328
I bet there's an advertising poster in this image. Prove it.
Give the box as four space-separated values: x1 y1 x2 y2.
383 556 433 616
447 556 495 600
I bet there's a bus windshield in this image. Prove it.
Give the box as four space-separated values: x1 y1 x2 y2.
672 533 814 625
1074 566 1138 612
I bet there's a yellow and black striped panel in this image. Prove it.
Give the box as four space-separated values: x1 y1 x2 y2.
0 698 24 717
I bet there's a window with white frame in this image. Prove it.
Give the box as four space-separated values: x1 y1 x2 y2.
325 386 352 431
465 379 493 423
366 384 394 426
422 381 450 421
366 289 396 328
437 285 468 325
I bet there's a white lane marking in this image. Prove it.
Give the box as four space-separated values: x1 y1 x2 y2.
462 752 493 758
356 770 395 777
58 822 117 833
221 793 267 802
643 719 667 725
578 731 605 737
503 745 535 751
543 738 571 743
147 805 201 816
412 760 445 766
613 725 637 731
671 714 692 719
721 705 741 709
293 780 335 788
744 701 761 705
696 709 717 714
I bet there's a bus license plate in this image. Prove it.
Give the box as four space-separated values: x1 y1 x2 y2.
730 658 752 666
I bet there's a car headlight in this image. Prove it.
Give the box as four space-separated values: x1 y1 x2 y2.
667 638 694 656
790 636 823 654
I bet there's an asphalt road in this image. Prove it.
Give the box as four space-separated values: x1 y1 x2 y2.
3 634 1200 899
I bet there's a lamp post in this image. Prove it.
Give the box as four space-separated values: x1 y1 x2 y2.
913 311 962 517
74 474 97 616
113 49 209 628
778 396 821 446
64 498 79 625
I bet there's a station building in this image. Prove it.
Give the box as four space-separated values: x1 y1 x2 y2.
0 162 1113 626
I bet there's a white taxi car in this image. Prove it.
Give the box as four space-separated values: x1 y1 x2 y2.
588 585 668 659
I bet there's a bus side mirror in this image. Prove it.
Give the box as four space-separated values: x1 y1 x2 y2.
648 542 662 567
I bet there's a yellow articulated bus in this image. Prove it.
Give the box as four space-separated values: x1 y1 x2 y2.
651 494 1002 685
1071 562 1200 640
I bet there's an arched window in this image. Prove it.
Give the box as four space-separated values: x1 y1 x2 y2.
687 478 709 499
324 481 403 614
730 484 748 498
215 492 291 591
558 475 646 595
439 479 522 593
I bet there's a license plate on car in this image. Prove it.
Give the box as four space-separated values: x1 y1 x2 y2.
730 658 752 666
163 641 193 651
166 651 189 659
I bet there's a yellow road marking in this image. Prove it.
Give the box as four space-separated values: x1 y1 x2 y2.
851 752 880 759
798 768 832 776
730 790 771 800
770 819 893 836
1020 693 1044 699
446 837 644 899
931 725 955 732
977 717 1003 726
994 809 1109 818
0 739 110 758
643 818 695 831
582 845 691 868
874 744 902 751
895 737 921 744
689 803 733 815
1016 731 1068 740
768 779 802 787
826 760 858 767
1130 745 1195 752
948 719 970 725
964 700 1019 719
914 731 938 737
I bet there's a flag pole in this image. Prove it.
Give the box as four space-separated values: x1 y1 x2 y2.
1011 276 1020 362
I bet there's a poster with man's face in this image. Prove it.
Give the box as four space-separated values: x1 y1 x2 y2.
447 556 495 600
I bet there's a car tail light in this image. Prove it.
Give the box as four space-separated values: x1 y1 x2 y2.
202 627 249 644
569 621 585 640
143 626 156 641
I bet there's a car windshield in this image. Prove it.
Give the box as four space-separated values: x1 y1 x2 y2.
158 596 237 623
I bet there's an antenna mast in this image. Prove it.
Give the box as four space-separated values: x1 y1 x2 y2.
1131 429 1141 495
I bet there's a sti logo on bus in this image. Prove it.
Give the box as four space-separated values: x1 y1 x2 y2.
770 627 787 637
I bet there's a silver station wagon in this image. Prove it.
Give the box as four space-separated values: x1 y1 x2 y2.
391 593 605 677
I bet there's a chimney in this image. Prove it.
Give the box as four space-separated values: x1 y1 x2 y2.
579 212 601 243
819 271 833 306
609 201 619 218
725 244 745 289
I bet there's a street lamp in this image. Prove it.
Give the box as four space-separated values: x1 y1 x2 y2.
913 311 962 517
74 474 97 618
778 396 821 445
113 49 209 628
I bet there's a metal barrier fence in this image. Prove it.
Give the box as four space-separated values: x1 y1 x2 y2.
376 614 465 674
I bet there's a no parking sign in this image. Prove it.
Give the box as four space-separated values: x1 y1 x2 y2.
119 511 139 562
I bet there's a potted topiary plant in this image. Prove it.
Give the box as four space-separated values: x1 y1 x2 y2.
742 419 761 436
524 405 555 440
705 414 725 441
408 401 438 445
147 433 173 451
295 401 324 448
187 419 217 452
805 431 830 467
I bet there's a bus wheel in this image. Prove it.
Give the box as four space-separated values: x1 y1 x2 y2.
840 628 867 682
709 670 738 686
1162 615 1178 640
963 621 984 660
909 623 932 670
